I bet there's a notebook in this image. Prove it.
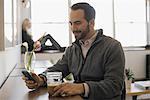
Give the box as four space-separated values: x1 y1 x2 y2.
134 80 150 90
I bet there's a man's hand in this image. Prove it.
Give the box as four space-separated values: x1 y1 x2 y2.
22 73 44 89
52 83 84 97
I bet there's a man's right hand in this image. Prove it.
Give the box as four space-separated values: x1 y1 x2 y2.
22 72 44 89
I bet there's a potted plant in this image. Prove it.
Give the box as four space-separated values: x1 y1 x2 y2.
63 73 74 83
22 35 45 72
22 42 36 72
125 68 134 90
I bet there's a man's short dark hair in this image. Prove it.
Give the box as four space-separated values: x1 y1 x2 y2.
71 2 95 22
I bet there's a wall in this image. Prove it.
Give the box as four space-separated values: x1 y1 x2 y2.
4 45 21 76
0 0 4 51
125 50 150 79
0 52 5 87
0 0 30 87
0 45 21 87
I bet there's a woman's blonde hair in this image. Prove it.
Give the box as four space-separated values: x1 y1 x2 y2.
22 18 31 31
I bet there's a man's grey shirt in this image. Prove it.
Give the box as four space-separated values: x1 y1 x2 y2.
42 29 125 100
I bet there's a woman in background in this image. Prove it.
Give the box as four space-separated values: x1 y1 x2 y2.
22 18 41 52
22 18 65 53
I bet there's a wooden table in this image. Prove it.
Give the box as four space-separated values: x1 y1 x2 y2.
126 83 150 100
0 77 82 100
0 60 82 100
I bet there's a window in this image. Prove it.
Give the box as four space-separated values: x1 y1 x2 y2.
4 0 13 48
31 0 149 47
13 0 18 45
114 0 147 47
4 0 17 48
31 0 69 47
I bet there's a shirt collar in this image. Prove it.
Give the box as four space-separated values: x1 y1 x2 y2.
79 30 98 47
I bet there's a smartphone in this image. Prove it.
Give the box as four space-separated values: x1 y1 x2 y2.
22 70 36 82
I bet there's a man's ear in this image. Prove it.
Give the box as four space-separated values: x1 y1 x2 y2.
89 19 95 27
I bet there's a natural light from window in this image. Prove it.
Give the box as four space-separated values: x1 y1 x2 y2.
4 0 13 48
31 0 147 47
31 0 69 47
114 0 146 47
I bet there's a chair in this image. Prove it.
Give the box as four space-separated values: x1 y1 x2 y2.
121 82 126 100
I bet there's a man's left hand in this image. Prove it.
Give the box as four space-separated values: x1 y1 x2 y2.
52 83 84 97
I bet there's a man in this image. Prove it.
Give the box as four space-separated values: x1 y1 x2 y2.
23 2 125 100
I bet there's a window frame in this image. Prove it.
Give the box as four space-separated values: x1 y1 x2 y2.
1 0 18 50
0 0 4 51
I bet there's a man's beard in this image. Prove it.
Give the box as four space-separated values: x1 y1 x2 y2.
73 24 90 41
